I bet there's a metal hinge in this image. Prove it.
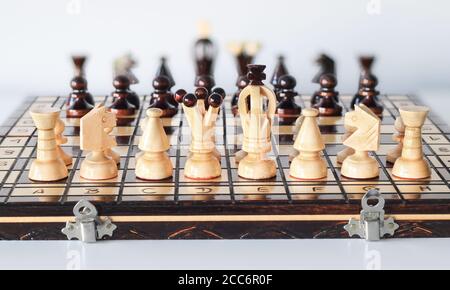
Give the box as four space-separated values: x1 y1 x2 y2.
344 189 399 241
62 200 117 243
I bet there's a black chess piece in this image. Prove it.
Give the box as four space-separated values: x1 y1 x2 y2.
271 55 289 98
111 75 140 110
352 74 384 117
231 75 250 116
312 54 336 84
72 55 87 78
312 74 342 117
66 76 94 118
276 75 302 125
351 56 376 109
194 35 216 77
247 64 267 85
156 57 176 88
195 75 216 94
149 76 178 118
109 75 137 125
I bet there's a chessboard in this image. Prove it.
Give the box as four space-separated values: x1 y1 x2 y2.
1 93 450 240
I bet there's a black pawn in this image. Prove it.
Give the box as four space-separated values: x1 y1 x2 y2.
111 75 140 110
149 76 178 118
353 74 384 117
312 74 342 117
231 75 250 116
271 55 289 98
109 76 137 125
195 75 216 94
276 75 302 125
66 76 94 118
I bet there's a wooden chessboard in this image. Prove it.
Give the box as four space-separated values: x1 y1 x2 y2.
1 94 450 240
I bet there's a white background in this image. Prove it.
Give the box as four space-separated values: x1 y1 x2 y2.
1 0 450 270
0 0 449 97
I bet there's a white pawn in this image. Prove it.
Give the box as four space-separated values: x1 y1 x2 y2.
289 115 304 162
387 117 405 164
290 109 327 180
55 117 72 166
136 108 173 180
29 108 68 182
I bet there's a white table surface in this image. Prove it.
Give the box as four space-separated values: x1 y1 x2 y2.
0 91 449 270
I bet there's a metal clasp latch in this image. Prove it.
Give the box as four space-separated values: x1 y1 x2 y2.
344 189 399 241
62 200 117 243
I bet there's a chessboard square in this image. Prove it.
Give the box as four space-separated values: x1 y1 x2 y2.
121 195 174 202
66 195 117 203
179 169 228 183
276 145 293 156
234 185 286 195
289 185 341 195
29 103 56 110
178 194 231 202
67 187 119 196
347 193 400 200
378 145 397 156
7 195 62 203
0 171 7 183
122 186 174 196
438 156 450 168
233 194 287 202
4 170 20 184
7 127 35 137
72 170 123 184
0 159 15 171
408 193 450 200
344 185 397 194
179 186 230 195
36 96 58 102
291 194 344 201
430 145 450 155
16 118 35 127
20 147 33 158
0 137 28 147
397 184 450 195
380 125 396 134
422 125 441 134
11 187 65 197
393 101 416 108
0 187 11 197
428 156 445 168
388 95 410 101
